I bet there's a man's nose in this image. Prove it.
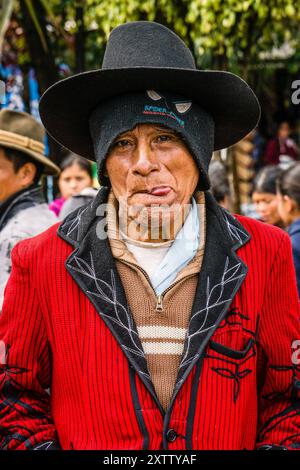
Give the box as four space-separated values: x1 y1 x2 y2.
131 142 159 177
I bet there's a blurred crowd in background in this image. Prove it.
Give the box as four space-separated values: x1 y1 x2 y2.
208 123 300 296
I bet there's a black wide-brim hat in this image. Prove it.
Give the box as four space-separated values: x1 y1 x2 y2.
39 21 261 161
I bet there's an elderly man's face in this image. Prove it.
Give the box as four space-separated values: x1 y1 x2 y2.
105 124 199 209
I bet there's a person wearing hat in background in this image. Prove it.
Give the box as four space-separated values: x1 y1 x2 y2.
0 109 59 311
0 21 300 451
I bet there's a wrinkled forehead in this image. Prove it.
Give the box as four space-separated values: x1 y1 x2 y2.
113 122 183 139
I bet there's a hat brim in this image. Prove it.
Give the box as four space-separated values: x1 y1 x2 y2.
39 67 261 160
0 140 60 175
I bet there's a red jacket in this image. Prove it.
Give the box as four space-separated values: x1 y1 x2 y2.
1 189 300 450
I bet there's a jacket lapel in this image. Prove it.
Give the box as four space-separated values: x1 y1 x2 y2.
58 188 162 411
172 191 251 398
58 188 250 414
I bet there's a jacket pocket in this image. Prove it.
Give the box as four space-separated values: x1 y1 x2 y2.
208 312 259 361
209 336 255 360
205 329 257 403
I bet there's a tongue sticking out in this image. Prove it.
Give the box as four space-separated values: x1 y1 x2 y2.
150 187 171 196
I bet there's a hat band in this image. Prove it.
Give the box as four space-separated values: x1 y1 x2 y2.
0 129 45 155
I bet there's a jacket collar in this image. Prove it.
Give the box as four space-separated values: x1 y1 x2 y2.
58 187 251 413
0 184 44 231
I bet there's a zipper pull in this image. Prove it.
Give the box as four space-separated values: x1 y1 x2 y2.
156 295 164 312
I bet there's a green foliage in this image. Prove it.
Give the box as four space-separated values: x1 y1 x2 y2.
84 0 190 47
186 0 300 67
6 0 300 76
82 0 300 70
24 0 49 52
0 0 14 53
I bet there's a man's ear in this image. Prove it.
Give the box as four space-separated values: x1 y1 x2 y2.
18 162 36 187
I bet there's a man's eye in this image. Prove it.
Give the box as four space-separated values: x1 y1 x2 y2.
115 139 131 148
156 134 172 143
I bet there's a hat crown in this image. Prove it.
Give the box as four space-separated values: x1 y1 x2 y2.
102 21 196 70
0 109 60 175
0 109 44 143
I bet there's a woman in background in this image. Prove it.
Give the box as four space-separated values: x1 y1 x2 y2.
264 121 298 166
49 153 94 217
252 165 283 227
276 163 300 296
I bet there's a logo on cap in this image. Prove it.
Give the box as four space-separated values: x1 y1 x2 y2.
143 90 192 127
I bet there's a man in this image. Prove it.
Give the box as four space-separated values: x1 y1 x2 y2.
0 22 300 450
0 109 59 311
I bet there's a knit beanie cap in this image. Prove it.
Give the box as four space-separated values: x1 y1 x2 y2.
89 90 215 189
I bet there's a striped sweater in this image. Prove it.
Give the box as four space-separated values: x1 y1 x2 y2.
107 190 206 410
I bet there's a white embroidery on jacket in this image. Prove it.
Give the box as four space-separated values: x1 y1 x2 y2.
67 251 151 381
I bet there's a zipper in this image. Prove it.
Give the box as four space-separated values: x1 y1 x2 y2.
118 259 195 312
156 294 163 312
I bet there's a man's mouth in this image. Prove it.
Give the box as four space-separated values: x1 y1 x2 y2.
149 186 172 196
133 186 172 196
